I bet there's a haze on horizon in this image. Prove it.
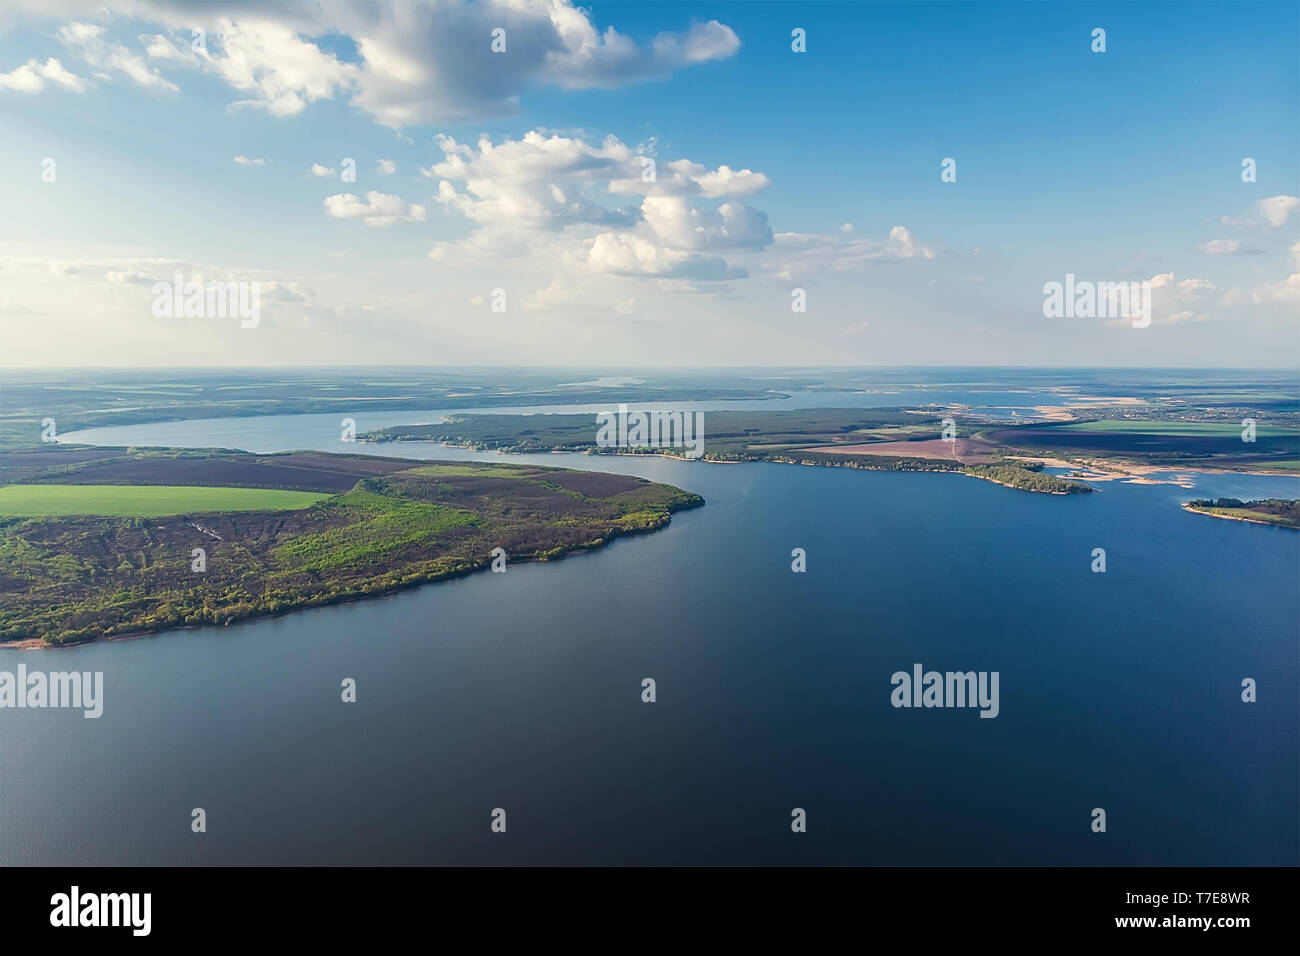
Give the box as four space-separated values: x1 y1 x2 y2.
0 0 1297 370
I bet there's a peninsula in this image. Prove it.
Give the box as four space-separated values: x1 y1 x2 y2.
0 447 703 646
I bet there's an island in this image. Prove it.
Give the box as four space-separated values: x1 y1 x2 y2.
0 447 703 646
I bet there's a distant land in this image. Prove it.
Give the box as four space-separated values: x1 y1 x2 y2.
363 396 1300 493
3 366 1297 452
363 409 1096 494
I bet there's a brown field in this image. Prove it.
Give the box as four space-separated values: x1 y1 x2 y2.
804 438 1000 465
6 449 419 493
0 447 123 483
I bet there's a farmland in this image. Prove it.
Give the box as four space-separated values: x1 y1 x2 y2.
983 421 1300 470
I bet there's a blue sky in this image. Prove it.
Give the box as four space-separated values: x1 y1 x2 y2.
0 0 1296 367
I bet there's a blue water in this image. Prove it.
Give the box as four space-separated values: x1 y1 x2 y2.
1 415 1296 865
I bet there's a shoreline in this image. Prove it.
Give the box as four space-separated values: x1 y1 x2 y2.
379 437 1299 493
0 499 701 651
382 439 1089 491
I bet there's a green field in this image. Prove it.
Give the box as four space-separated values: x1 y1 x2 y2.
0 484 330 516
1060 420 1297 437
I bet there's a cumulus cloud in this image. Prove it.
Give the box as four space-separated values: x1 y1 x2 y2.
584 232 745 280
376 158 396 175
608 159 769 198
423 127 942 303
427 130 639 238
205 15 356 117
341 4 738 126
233 155 270 166
28 1 739 126
308 163 336 177
425 129 775 284
639 195 772 251
0 56 85 92
324 190 427 226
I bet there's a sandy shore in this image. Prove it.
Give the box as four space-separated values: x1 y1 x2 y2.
1006 456 1213 488
0 637 52 650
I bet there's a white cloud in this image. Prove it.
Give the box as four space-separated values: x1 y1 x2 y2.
425 129 774 285
1196 239 1262 255
1221 194 1299 229
58 21 178 90
584 232 744 280
0 56 85 92
308 163 336 177
766 226 939 281
342 5 738 126
376 158 396 175
639 195 771 251
323 190 427 226
233 155 270 166
608 159 769 198
206 15 356 117
140 32 200 64
1258 195 1299 228
1134 272 1218 325
427 130 637 235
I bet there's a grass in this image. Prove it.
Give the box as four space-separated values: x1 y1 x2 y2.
401 462 537 478
0 484 330 517
1185 505 1299 529
269 488 479 571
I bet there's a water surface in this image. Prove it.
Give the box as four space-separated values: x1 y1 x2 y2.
2 413 1295 865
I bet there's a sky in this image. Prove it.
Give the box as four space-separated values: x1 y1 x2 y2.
0 0 1296 368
